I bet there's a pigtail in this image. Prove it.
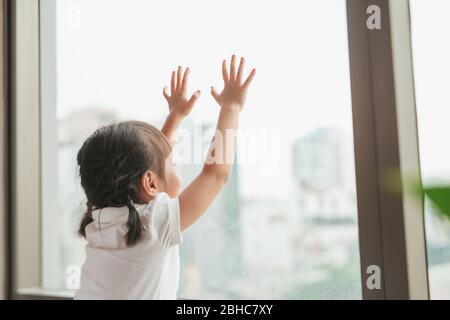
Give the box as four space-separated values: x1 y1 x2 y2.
125 197 144 246
78 201 94 238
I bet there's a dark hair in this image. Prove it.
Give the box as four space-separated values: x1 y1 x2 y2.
77 121 171 246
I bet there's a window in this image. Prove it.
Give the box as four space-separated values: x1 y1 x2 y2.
39 0 361 299
410 0 450 300
9 0 434 301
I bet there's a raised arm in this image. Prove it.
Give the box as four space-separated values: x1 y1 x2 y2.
179 55 256 231
161 66 201 146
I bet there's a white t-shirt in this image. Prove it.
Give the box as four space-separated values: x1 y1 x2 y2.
74 192 183 300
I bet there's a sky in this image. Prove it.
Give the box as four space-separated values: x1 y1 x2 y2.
410 0 450 181
56 0 355 199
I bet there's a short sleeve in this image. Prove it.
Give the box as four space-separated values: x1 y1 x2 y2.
150 193 183 248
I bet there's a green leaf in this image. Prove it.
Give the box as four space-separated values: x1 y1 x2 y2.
383 169 450 220
423 186 450 219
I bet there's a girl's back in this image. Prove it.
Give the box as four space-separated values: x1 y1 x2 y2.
75 193 182 300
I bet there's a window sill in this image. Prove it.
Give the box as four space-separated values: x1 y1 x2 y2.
15 288 189 300
16 287 75 300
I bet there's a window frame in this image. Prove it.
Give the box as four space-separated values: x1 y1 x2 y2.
1 0 11 301
347 0 428 299
10 0 42 298
8 0 429 300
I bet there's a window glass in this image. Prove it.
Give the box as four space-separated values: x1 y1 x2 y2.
44 0 361 299
410 0 450 299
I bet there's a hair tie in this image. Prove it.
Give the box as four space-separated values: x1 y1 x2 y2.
126 195 135 210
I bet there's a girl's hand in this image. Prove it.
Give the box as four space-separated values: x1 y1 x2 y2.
163 66 201 118
211 55 256 111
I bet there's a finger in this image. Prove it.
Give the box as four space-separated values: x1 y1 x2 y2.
188 90 201 106
211 86 220 103
242 68 256 89
236 57 245 84
230 55 237 81
163 86 170 102
222 60 229 83
170 71 176 95
181 68 190 94
177 66 183 90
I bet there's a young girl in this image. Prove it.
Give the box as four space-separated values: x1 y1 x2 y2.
74 56 256 300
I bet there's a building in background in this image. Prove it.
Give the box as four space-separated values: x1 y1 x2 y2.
291 127 356 223
289 127 360 299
